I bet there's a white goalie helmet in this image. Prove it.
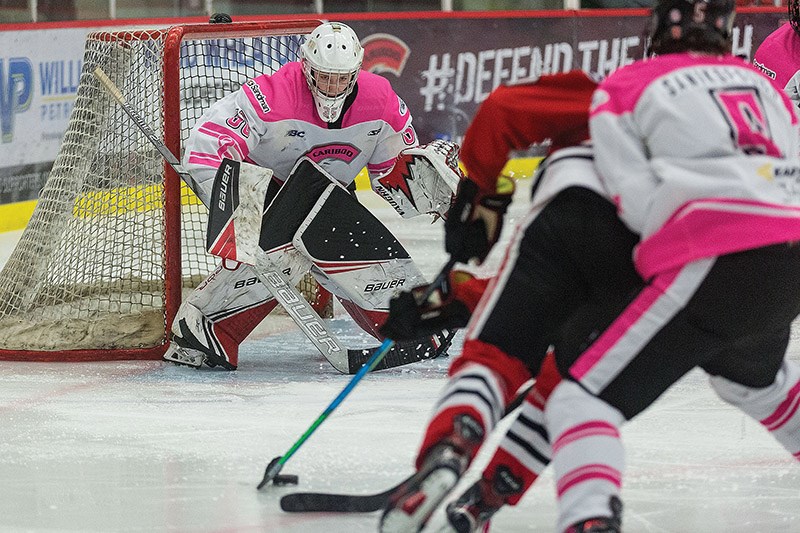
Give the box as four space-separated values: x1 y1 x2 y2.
300 22 364 123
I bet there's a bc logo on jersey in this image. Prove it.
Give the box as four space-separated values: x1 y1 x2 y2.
306 142 362 164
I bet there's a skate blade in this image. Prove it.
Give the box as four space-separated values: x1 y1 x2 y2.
380 467 459 533
162 349 204 369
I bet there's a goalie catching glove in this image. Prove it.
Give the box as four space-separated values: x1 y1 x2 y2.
445 176 515 265
379 271 487 341
372 140 464 219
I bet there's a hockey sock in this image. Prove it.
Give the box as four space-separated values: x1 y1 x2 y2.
545 380 625 533
711 360 800 461
415 363 506 470
480 350 562 505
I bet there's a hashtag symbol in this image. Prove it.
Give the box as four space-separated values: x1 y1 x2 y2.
420 53 454 112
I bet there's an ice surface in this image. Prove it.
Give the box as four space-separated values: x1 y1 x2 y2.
0 185 797 532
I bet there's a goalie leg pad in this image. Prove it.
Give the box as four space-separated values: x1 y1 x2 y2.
292 175 428 337
169 259 305 369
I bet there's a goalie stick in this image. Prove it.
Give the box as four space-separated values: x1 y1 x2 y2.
279 377 536 512
93 67 450 375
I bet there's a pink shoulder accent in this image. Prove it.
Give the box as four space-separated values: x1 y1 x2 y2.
187 151 221 168
198 121 248 160
590 59 663 117
754 23 799 89
591 54 794 119
242 62 321 124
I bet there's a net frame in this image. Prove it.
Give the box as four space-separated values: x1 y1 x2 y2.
0 20 325 362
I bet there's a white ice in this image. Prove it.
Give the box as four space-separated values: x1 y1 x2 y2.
0 183 798 533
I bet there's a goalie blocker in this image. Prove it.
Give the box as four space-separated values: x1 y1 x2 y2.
197 155 453 372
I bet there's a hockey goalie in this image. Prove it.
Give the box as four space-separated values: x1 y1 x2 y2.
163 21 461 371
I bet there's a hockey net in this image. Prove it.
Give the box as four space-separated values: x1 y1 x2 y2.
0 20 333 362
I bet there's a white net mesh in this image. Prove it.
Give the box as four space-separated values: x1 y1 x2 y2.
0 21 326 359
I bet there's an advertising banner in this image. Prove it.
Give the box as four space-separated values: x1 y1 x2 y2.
346 11 786 143
0 11 789 209
0 27 88 204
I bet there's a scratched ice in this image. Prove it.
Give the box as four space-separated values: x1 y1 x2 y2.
0 183 797 532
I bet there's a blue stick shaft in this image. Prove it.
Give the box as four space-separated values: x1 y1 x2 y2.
278 338 395 466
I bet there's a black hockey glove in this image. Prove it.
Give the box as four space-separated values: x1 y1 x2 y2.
445 176 515 265
380 274 471 341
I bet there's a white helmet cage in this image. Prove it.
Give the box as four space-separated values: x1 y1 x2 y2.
301 22 365 123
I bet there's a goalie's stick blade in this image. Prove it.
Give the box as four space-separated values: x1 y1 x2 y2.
346 329 456 374
280 474 411 513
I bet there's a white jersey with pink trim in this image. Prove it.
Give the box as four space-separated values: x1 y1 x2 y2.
753 22 800 109
590 53 800 279
182 61 417 204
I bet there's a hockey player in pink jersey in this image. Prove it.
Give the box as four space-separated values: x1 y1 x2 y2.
753 0 800 108
543 0 800 531
163 22 461 371
380 0 800 531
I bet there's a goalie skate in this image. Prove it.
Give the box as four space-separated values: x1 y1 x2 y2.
162 341 205 369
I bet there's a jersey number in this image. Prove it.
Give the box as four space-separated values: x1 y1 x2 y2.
225 109 251 138
713 88 782 157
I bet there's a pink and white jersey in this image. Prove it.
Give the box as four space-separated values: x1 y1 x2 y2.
754 22 800 108
590 53 800 279
183 61 417 204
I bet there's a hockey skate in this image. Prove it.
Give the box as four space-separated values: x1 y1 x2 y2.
161 317 237 370
564 496 623 533
380 414 484 533
440 464 523 533
162 339 205 369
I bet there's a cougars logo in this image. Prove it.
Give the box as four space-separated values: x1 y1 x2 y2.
361 33 411 77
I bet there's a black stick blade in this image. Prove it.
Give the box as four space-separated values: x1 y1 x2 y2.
279 476 410 513
257 456 283 490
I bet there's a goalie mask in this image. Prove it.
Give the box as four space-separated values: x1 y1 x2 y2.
648 0 735 56
300 22 364 123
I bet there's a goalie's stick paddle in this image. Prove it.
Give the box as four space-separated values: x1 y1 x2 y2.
257 258 458 489
93 67 450 375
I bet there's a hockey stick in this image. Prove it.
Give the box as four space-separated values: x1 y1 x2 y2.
280 377 536 512
257 258 458 490
91 68 200 194
93 67 448 375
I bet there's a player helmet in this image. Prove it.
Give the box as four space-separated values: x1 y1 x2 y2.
300 22 364 123
648 0 735 56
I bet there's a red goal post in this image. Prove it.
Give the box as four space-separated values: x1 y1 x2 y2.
0 19 333 362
